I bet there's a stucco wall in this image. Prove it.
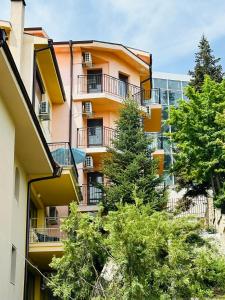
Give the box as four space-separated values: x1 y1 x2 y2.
0 95 27 300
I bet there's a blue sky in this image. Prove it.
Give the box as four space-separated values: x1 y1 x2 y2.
1 0 225 74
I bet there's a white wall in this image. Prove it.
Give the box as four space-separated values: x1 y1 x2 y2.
0 95 27 300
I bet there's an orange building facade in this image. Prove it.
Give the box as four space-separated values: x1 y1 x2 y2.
53 40 164 212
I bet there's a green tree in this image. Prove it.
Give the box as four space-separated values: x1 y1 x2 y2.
189 35 224 91
49 201 225 300
102 98 166 211
48 203 107 300
169 76 225 202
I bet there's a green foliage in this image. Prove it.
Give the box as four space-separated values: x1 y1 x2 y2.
49 201 225 299
48 203 107 300
189 35 224 91
169 76 225 201
102 98 166 211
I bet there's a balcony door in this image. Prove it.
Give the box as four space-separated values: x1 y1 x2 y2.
119 73 128 98
87 119 103 147
87 172 103 205
87 69 102 93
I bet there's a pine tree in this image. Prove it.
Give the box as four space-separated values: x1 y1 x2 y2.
102 98 166 211
189 35 224 91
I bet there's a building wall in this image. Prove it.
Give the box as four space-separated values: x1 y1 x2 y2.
0 94 27 300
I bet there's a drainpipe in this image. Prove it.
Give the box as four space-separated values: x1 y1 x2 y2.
69 40 73 145
23 166 62 300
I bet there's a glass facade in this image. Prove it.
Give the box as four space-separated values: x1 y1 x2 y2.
152 77 189 185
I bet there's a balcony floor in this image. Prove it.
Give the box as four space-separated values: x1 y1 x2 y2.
29 242 63 270
31 168 80 206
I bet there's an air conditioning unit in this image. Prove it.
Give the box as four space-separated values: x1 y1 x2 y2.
39 101 50 121
84 155 94 170
145 105 151 118
82 101 93 116
83 52 92 67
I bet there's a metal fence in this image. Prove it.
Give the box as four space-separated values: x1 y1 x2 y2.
167 196 208 218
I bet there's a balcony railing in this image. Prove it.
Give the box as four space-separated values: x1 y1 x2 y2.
48 142 78 177
77 74 143 105
80 184 103 205
132 88 161 105
29 217 67 243
77 126 116 148
29 228 66 243
145 133 164 151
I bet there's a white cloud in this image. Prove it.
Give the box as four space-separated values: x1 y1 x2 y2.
1 0 225 72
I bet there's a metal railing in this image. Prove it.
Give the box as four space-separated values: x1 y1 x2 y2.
29 227 66 243
167 196 208 218
77 126 116 148
80 184 103 205
48 142 78 177
77 74 142 105
29 217 67 243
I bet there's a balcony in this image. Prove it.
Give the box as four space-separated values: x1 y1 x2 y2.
48 142 78 177
31 142 81 206
77 126 116 149
29 217 67 269
79 184 103 211
29 217 66 243
77 74 143 105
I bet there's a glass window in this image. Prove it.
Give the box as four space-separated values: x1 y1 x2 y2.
164 154 172 170
182 81 188 88
161 89 168 106
153 78 167 89
168 80 181 90
169 90 182 106
162 136 171 153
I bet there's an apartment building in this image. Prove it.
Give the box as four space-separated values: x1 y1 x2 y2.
49 41 164 213
0 1 81 299
0 1 165 299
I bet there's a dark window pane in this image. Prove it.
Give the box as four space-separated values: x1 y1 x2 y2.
164 154 172 170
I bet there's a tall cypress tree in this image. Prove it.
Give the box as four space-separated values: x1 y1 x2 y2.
102 98 166 211
189 35 224 91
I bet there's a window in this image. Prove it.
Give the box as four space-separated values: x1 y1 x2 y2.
153 78 167 89
168 80 181 90
10 245 16 284
169 90 182 106
14 167 20 201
